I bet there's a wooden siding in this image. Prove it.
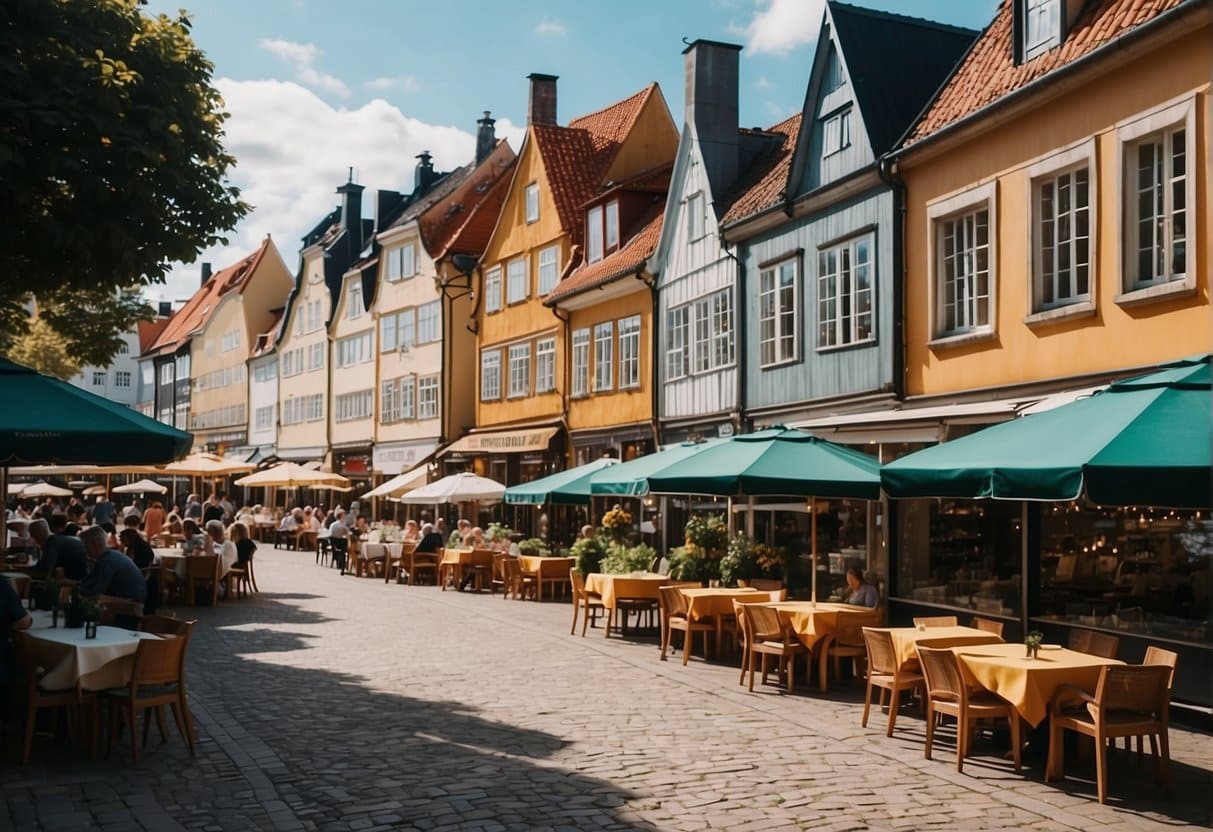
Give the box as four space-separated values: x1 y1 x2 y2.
567 286 652 432
797 35 876 196
744 188 895 413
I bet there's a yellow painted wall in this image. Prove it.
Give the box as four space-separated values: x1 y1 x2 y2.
329 271 376 444
601 91 679 183
436 259 477 441
277 246 331 452
189 294 248 443
901 27 1209 396
567 284 652 431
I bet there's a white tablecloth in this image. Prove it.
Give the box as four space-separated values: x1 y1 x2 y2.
155 547 237 579
27 617 161 691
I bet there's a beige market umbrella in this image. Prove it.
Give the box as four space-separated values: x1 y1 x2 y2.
159 451 254 477
362 464 428 499
399 472 505 505
112 478 168 495
235 462 350 490
19 481 73 498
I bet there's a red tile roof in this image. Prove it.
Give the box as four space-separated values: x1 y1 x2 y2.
720 113 802 226
905 0 1188 146
421 140 517 259
434 159 516 260
568 84 656 155
145 237 273 356
546 208 664 304
136 317 171 354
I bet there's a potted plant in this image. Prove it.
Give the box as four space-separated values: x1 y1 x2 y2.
570 534 608 576
1024 630 1044 659
518 538 549 557
601 504 633 544
600 542 657 575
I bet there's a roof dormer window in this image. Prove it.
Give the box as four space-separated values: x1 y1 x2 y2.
1022 0 1061 60
586 199 620 264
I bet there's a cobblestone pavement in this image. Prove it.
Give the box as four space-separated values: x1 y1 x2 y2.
1 547 1210 831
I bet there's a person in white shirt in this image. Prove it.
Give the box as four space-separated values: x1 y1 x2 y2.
329 509 350 574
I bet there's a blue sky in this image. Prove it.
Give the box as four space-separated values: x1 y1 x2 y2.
143 0 997 301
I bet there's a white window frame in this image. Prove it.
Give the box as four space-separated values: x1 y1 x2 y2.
571 328 590 398
927 181 997 346
254 405 274 431
484 267 503 313
617 315 641 390
710 291 734 369
686 192 705 241
1023 0 1061 61
480 349 501 401
822 109 851 158
401 375 416 421
114 371 131 388
417 300 441 344
308 341 325 371
665 306 689 381
306 394 324 422
334 390 373 423
537 245 560 295
593 322 613 392
525 182 540 224
346 280 363 319
385 243 416 282
398 308 416 350
1115 95 1197 306
506 256 528 304
817 234 876 350
92 371 106 386
587 205 604 264
759 256 800 366
507 342 530 399
417 376 439 420
535 337 556 394
380 313 397 352
605 200 620 253
1025 139 1097 323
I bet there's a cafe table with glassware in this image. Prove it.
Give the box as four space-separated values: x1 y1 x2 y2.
25 609 161 691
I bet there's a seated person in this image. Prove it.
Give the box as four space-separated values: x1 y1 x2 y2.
122 514 142 536
468 527 486 549
328 510 350 572
181 519 208 554
844 567 879 607
278 510 300 532
402 519 420 543
28 515 88 581
453 518 472 548
79 525 147 605
119 528 155 570
414 523 444 554
165 511 184 536
230 521 256 569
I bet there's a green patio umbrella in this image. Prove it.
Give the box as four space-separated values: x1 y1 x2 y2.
0 357 192 465
588 437 727 496
504 457 619 505
643 427 882 499
882 356 1211 508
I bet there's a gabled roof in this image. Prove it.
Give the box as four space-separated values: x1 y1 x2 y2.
145 237 274 357
568 84 656 156
136 318 171 355
828 1 977 154
904 0 1188 148
434 164 515 261
720 114 802 227
420 140 517 259
546 207 664 304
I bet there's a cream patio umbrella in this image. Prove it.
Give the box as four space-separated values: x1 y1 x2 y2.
19 481 73 498
158 451 255 477
398 472 506 504
362 464 428 499
112 478 169 495
235 462 351 490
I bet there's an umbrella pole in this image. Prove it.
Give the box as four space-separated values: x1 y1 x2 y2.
727 497 734 535
810 497 818 604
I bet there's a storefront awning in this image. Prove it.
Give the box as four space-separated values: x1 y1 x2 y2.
439 426 560 456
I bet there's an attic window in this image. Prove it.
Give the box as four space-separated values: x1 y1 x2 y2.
1022 0 1061 60
525 182 540 223
822 109 852 158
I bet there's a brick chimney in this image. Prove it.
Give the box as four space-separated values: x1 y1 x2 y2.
199 262 212 287
336 176 365 255
475 111 496 164
415 151 437 193
527 73 558 126
683 40 741 200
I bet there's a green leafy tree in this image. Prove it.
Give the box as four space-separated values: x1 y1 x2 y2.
0 0 249 366
6 316 81 380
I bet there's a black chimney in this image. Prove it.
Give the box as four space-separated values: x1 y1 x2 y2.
683 40 741 202
527 73 558 126
375 189 402 232
200 262 212 287
414 151 436 193
336 176 365 255
475 111 496 165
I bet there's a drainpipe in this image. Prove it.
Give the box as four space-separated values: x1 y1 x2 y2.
877 154 906 402
720 238 746 432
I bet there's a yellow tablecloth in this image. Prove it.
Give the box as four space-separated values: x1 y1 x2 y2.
680 587 760 621
770 602 880 651
884 625 1004 669
585 573 668 610
518 556 574 578
27 618 161 691
952 642 1123 727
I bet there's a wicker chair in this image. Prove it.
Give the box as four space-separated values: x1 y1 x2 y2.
500 557 536 600
184 555 220 606
821 610 871 692
658 585 714 665
737 602 807 693
407 546 440 586
569 569 604 636
1047 664 1171 803
912 615 959 628
861 627 925 737
1067 629 1120 659
971 617 1005 638
103 632 195 762
917 645 1021 774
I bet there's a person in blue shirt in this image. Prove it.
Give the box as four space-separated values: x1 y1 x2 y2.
91 495 115 528
79 525 147 605
845 567 879 608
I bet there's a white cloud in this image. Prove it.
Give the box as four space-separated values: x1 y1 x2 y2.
153 79 524 304
736 0 824 56
258 37 350 98
754 75 774 90
364 75 421 93
535 17 567 36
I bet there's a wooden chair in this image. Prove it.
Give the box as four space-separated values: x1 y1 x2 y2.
99 596 144 628
184 555 219 606
104 633 195 762
12 631 97 763
140 614 196 639
408 546 440 586
861 627 925 737
821 610 871 692
383 543 409 584
569 569 604 636
737 601 807 693
1068 629 1120 659
500 557 535 600
719 590 786 658
316 536 331 566
657 586 714 664
917 645 1021 774
971 617 1005 638
1127 647 1179 755
1047 664 1171 804
358 543 386 579
490 553 507 595
745 578 784 591
912 616 958 628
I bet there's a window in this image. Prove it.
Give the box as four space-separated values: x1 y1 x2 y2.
418 377 438 420
221 330 239 352
571 328 590 397
254 405 274 431
618 316 640 389
141 363 153 386
306 394 324 422
307 300 322 332
380 313 397 352
586 201 620 264
380 379 398 423
506 257 528 304
173 401 188 430
693 297 711 373
822 109 851 157
253 360 277 383
508 343 530 398
760 259 799 364
1115 98 1193 297
605 201 619 252
593 322 613 392
823 48 844 93
525 183 539 223
1034 165 1090 310
336 332 373 367
308 342 325 371
118 342 130 356
385 243 416 281
295 312 305 337
480 349 501 401
665 306 689 381
335 390 373 423
280 347 304 378
537 245 560 295
686 193 705 240
710 291 735 368
383 375 416 423
818 235 875 348
175 353 190 377
346 281 363 319
417 300 441 344
484 267 503 313
929 182 996 339
92 371 105 386
587 206 604 263
1023 0 1061 60
400 376 415 420
159 363 173 385
535 338 555 393
398 309 415 350
111 370 130 388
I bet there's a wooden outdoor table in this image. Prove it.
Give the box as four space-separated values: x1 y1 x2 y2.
679 586 762 658
439 548 493 590
882 625 1004 670
951 641 1122 729
768 601 882 690
584 573 669 638
517 556 574 600
27 613 162 691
